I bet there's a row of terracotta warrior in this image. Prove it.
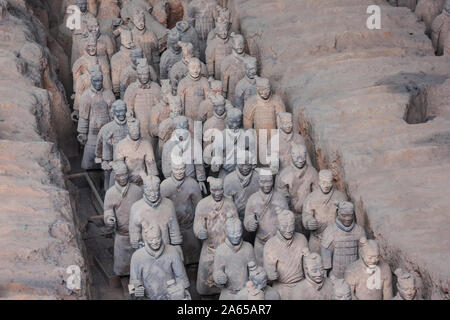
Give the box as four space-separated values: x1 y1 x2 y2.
66 0 420 300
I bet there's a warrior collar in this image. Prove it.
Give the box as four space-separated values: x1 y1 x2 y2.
145 243 165 259
335 217 355 232
225 238 243 252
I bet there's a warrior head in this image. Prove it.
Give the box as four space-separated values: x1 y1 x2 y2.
237 149 256 176
76 0 87 13
216 21 229 40
207 176 224 202
277 209 295 240
131 47 144 69
85 33 98 56
120 28 134 49
211 94 226 117
248 261 268 290
89 65 103 91
278 112 293 134
394 268 416 300
257 168 273 194
136 58 150 85
188 57 202 80
142 175 161 204
111 99 127 124
359 237 380 268
226 107 242 131
142 222 163 251
335 201 355 228
256 77 271 100
132 9 146 31
111 160 129 186
303 247 326 284
245 57 257 80
231 33 245 55
171 157 186 181
318 169 334 194
291 143 307 170
127 116 141 141
225 212 243 246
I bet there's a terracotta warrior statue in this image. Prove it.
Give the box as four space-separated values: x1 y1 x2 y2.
129 175 183 251
160 29 182 79
203 94 227 149
224 149 259 221
392 268 419 300
197 79 233 122
80 17 116 64
213 213 256 300
124 59 162 140
187 0 217 61
332 278 352 300
77 67 115 170
130 222 189 300
206 21 233 80
104 161 143 276
270 112 310 174
207 5 232 45
160 160 203 265
95 100 129 190
130 9 161 74
221 33 249 103
276 143 318 233
290 248 333 300
415 0 445 36
161 116 206 192
302 169 347 252
149 79 172 140
263 209 308 300
234 56 258 110
71 0 95 67
175 21 201 59
111 28 136 97
156 95 194 158
114 117 159 186
431 0 450 55
321 201 366 279
236 261 281 300
177 57 210 121
169 41 208 89
194 177 238 296
72 34 112 97
120 50 158 99
344 238 393 300
243 77 286 145
244 168 289 266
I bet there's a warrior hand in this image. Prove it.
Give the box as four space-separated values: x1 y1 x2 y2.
95 157 102 164
71 110 79 122
131 239 139 249
211 163 220 173
105 216 116 228
216 272 228 285
307 219 319 230
77 133 87 145
198 229 208 240
248 217 258 231
101 161 112 171
134 285 145 297
198 181 207 194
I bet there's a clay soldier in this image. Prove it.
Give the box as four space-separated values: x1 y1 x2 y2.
236 261 281 300
167 279 192 300
104 161 143 275
95 100 129 190
161 116 206 191
72 34 112 95
120 50 158 99
332 278 352 300
206 21 233 80
130 9 161 74
392 268 419 300
72 63 104 121
177 57 210 121
213 213 256 300
175 21 201 59
321 201 366 279
80 17 116 64
160 29 182 79
188 0 217 61
114 117 159 185
277 144 318 232
197 79 232 122
124 59 162 140
71 0 96 67
194 177 238 296
129 175 183 249
290 248 333 300
169 41 208 89
149 79 172 139
243 77 286 144
224 149 259 220
234 56 258 110
97 0 121 21
302 169 347 252
77 67 115 170
111 28 136 97
156 95 194 158
415 0 445 36
220 33 249 103
431 0 450 55
270 112 309 174
244 168 289 266
207 5 232 45
344 238 393 300
148 0 170 27
130 222 189 300
263 209 308 300
203 94 227 149
160 160 203 265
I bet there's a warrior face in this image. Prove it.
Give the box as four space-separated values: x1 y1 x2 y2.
225 219 242 245
88 20 100 39
172 163 186 181
121 31 134 49
128 120 141 141
259 174 273 194
113 103 127 123
86 43 97 56
210 186 224 202
237 163 252 176
361 242 380 268
232 35 245 55
213 100 226 117
306 263 325 284
174 117 190 141
278 215 295 240
137 68 150 85
131 50 144 67
188 59 202 79
143 225 162 251
338 211 354 228
291 145 307 169
318 174 333 194
226 114 242 131
257 83 271 100
279 113 293 134
76 0 87 13
116 172 129 187
91 75 103 91
245 61 257 79
216 23 229 40
398 278 416 300
143 180 160 203
133 11 146 30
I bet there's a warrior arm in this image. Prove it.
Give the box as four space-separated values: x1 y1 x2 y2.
77 96 91 134
144 152 159 176
103 191 117 225
212 250 227 285
234 84 245 110
177 81 186 109
383 266 394 300
242 101 255 129
243 202 258 232
193 205 206 238
95 128 104 159
168 206 183 245
171 253 190 289
205 44 215 77
129 253 144 287
149 108 160 138
320 227 334 270
263 244 279 281
128 207 142 245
